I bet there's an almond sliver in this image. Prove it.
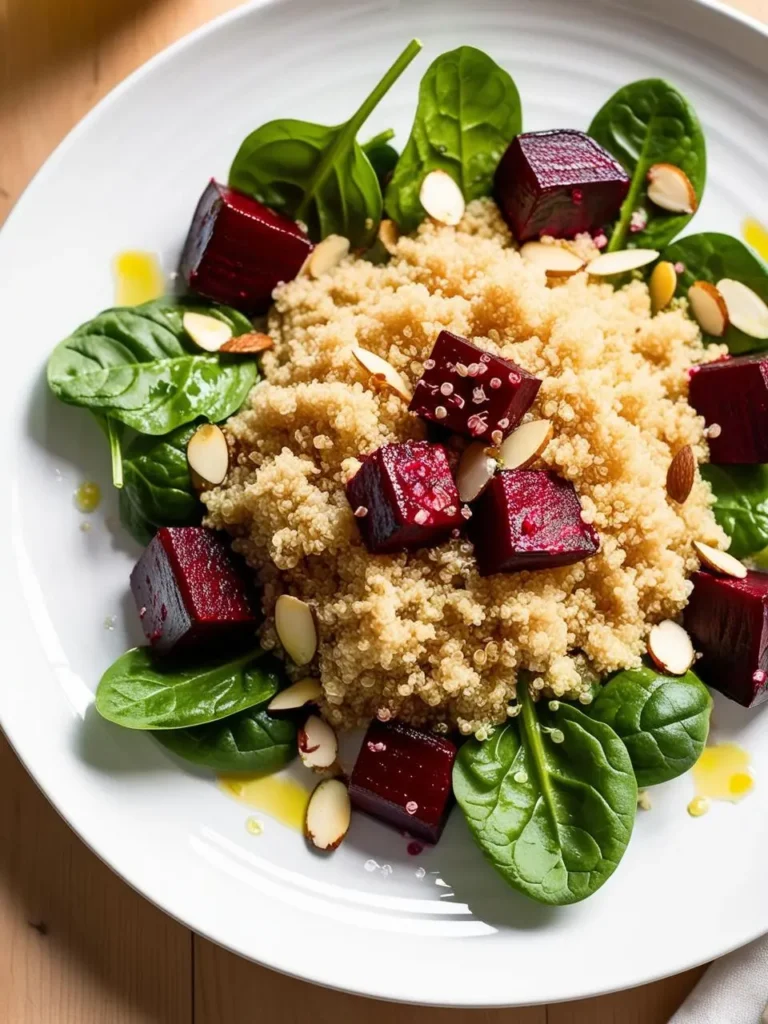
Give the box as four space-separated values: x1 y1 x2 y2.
419 170 465 226
267 678 323 712
298 715 338 770
275 595 317 666
693 539 747 579
688 281 729 337
351 346 412 402
646 163 697 215
309 235 350 278
305 778 351 851
186 424 229 486
456 442 497 503
647 620 695 676
498 420 553 471
716 279 768 340
183 312 233 352
587 249 659 276
520 242 584 277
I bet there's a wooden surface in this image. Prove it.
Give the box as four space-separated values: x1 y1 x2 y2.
1 0 765 1019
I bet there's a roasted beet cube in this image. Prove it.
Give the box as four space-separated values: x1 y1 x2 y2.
688 355 768 464
179 180 312 314
409 330 541 443
684 570 768 707
346 441 463 554
469 469 599 576
495 130 630 242
349 719 457 844
130 527 257 654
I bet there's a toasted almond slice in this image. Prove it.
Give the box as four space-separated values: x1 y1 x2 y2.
716 279 768 340
309 235 350 278
351 346 412 403
646 163 698 215
182 312 233 352
648 620 695 676
693 539 747 579
688 281 729 337
419 170 465 226
520 242 585 277
587 249 660 277
305 778 351 851
378 219 400 255
498 420 553 471
275 595 317 666
186 424 229 486
298 715 338 770
456 442 497 503
649 260 677 314
267 677 323 713
666 444 695 504
219 331 274 354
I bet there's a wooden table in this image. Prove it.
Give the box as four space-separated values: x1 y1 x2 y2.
1 0 765 1019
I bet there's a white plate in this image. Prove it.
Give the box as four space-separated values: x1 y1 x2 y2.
2 0 768 1007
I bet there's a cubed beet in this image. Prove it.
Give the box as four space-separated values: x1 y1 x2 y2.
179 180 313 314
469 469 599 576
409 330 541 444
688 355 768 464
349 719 457 844
494 130 630 242
683 569 768 707
130 527 258 654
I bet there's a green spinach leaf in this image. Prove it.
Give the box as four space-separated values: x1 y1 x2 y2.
701 463 768 558
386 46 522 234
453 684 636 905
589 664 711 786
229 40 422 249
362 129 399 192
589 79 705 252
118 487 154 547
47 299 257 434
155 705 296 773
96 648 280 730
662 232 768 353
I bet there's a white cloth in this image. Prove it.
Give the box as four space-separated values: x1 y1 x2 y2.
669 936 768 1023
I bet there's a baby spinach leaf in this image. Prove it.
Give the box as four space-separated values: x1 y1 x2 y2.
47 299 257 434
589 79 705 252
701 463 768 559
96 648 281 730
362 129 399 192
155 705 296 774
118 488 154 547
662 232 768 353
453 684 636 905
589 664 711 787
386 46 522 234
229 40 422 249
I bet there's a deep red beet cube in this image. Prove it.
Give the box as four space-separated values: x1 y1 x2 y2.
495 130 630 242
688 355 768 464
179 180 313 314
684 569 768 707
349 719 457 844
409 330 541 443
130 527 258 654
469 469 599 576
346 441 464 554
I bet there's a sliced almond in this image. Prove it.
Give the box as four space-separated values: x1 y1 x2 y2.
275 595 317 666
648 620 695 676
520 242 585 277
351 346 412 403
182 312 233 352
716 279 768 340
267 677 323 713
378 219 400 255
646 163 698 215
649 260 677 313
219 331 274 354
298 715 338 771
693 539 747 580
456 442 497 503
498 420 553 471
308 235 350 278
419 170 465 226
688 281 729 337
186 424 229 486
587 249 660 277
305 778 351 851
666 444 695 504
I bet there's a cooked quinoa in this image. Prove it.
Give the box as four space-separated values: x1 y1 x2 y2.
204 199 728 734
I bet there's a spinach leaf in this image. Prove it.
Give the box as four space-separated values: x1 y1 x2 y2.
662 232 768 353
155 705 296 773
47 299 257 434
386 46 522 234
453 684 636 905
701 463 768 559
589 79 705 252
118 487 154 547
589 664 711 787
229 40 422 249
362 129 399 192
96 648 280 730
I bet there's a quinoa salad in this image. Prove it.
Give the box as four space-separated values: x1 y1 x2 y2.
47 40 768 906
